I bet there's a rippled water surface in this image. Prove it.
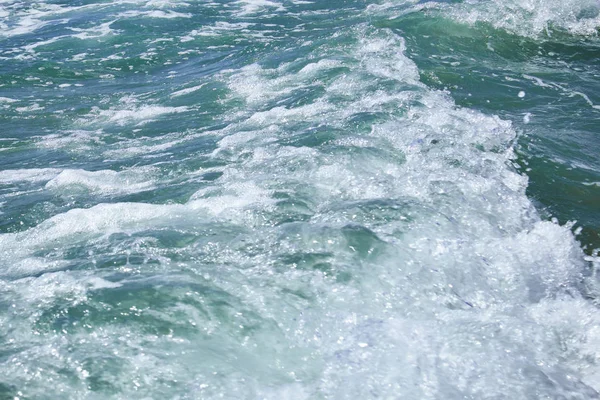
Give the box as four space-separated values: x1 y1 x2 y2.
1 0 600 398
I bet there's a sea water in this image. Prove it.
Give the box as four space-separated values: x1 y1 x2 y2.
0 0 599 398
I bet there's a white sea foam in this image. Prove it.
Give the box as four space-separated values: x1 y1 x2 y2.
116 10 191 19
0 202 181 260
78 96 189 126
15 103 44 112
45 167 157 196
188 180 275 216
36 126 197 160
179 21 268 42
170 83 207 97
20 36 64 56
0 15 51 37
202 27 599 395
1 4 599 398
0 182 273 267
234 0 286 15
223 59 344 107
126 0 191 8
427 0 600 37
68 20 117 39
0 168 63 184
0 2 94 38
101 138 181 158
36 129 105 152
100 105 189 125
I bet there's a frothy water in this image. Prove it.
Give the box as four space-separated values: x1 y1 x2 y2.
1 0 599 398
447 0 600 37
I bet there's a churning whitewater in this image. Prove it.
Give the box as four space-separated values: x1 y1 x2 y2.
1 0 599 399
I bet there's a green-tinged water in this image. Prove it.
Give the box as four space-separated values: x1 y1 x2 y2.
1 0 599 398
388 10 600 252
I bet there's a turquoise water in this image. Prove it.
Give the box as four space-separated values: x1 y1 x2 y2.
1 0 599 398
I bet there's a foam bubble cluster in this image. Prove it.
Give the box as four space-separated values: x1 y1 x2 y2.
0 0 598 399
423 0 600 37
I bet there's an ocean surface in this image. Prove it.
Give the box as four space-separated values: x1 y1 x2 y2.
1 0 600 398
